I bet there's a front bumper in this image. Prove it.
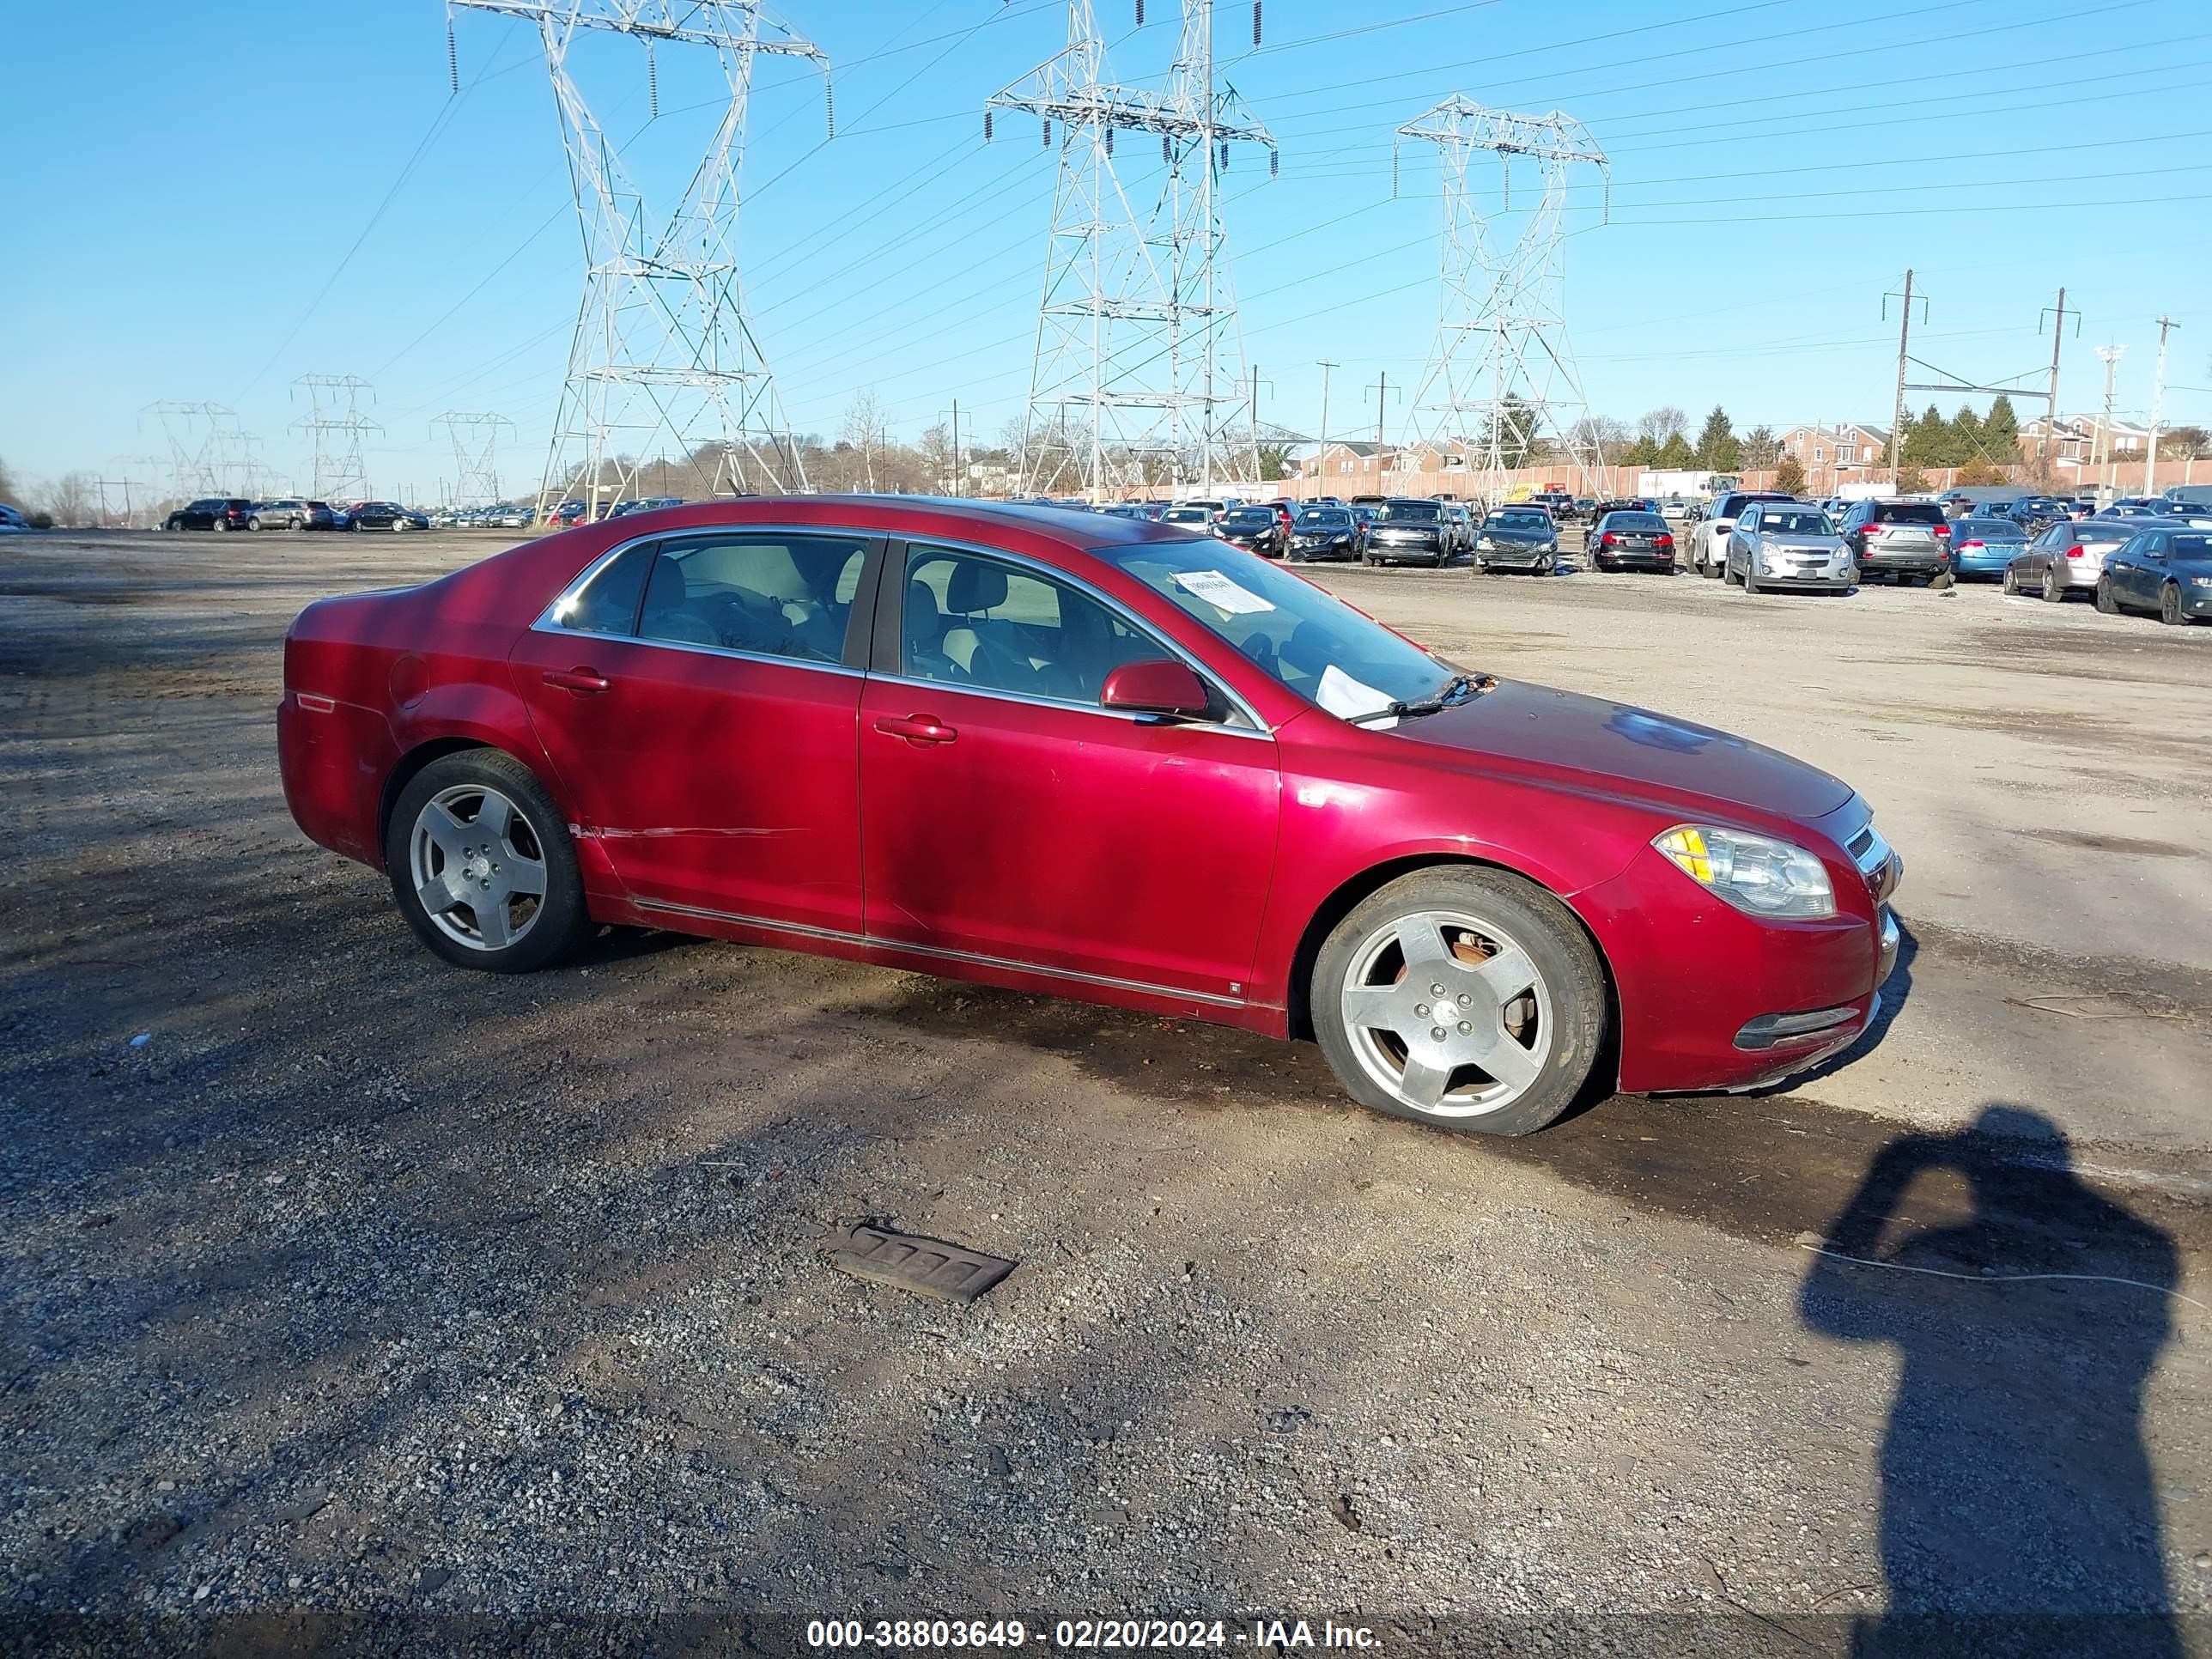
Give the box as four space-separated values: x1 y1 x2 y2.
1477 541 1555 568
1369 534 1442 561
1571 839 1901 1095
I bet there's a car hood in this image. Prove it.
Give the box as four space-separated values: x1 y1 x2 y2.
1391 679 1855 824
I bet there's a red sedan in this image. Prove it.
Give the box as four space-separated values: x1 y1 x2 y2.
279 498 1902 1136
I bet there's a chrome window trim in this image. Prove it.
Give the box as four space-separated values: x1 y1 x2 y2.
530 524 878 681
895 533 1272 735
530 522 1274 732
632 896 1248 1009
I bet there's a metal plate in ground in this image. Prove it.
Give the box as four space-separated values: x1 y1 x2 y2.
823 1223 1015 1304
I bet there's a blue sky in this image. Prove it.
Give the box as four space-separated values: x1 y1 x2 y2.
4 0 2207 497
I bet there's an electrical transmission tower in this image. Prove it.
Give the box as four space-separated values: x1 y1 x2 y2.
1394 97 1608 503
142 402 260 502
292 374 380 501
434 412 517 503
450 0 830 513
988 0 1274 497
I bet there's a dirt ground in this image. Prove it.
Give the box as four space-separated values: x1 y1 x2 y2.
3 526 2209 1655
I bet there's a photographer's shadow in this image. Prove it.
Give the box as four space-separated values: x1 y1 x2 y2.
1798 1105 2181 1658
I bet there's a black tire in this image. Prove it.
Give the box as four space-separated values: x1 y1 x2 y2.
1931 569 1954 591
1743 565 1762 595
384 749 594 974
211 516 229 532
2040 566 2062 603
2096 576 2119 615
2161 583 2189 626
247 516 264 532
2002 566 2019 596
1310 866 1607 1138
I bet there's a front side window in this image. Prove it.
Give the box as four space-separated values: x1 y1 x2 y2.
901 546 1161 706
1094 539 1450 714
636 532 867 662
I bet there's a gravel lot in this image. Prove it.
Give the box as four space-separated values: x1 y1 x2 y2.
3 527 2209 1656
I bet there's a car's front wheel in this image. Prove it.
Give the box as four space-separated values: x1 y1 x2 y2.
1312 867 1606 1137
211 516 229 532
247 516 264 532
2161 583 2191 626
385 750 593 973
2096 576 2119 614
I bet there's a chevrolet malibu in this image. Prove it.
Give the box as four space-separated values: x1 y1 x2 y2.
278 499 1903 1137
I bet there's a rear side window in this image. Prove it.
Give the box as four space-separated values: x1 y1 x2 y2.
639 533 868 663
551 539 655 635
1874 503 1945 525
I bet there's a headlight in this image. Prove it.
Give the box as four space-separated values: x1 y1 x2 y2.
2190 575 2212 588
1653 825 1836 921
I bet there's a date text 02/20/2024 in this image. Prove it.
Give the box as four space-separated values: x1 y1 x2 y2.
803 1619 1382 1650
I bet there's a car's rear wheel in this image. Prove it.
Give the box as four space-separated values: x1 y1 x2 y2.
2095 576 2118 614
1931 569 1954 590
386 750 593 974
2041 566 2062 603
1313 868 1605 1137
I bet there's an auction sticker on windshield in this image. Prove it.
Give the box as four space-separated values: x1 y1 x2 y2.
1171 569 1274 615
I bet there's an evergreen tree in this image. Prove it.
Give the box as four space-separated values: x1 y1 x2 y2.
1983 394 2021 456
1620 435 1659 466
1656 431 1697 468
1740 425 1780 469
1693 406 1740 470
1773 455 1808 495
1953 404 1985 462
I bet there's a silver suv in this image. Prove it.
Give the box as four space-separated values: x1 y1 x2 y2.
1723 502 1852 595
1689 490 1796 577
1837 500 1954 586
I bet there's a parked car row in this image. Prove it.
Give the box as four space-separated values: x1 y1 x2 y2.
161 497 431 533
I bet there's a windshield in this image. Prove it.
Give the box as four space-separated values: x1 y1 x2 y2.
1759 510 1833 535
1094 541 1451 714
1377 500 1440 520
1297 509 1351 526
1487 512 1550 531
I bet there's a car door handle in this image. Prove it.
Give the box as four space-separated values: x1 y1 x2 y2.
543 667 611 696
874 714 957 745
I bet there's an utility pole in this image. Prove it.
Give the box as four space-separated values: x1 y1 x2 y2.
1316 359 1339 489
951 398 961 496
2039 288 2072 475
2145 315 2178 495
1370 371 1390 448
1885 270 1920 488
2094 344 2126 499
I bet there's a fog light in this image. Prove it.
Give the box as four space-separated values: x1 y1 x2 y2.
1734 1006 1860 1050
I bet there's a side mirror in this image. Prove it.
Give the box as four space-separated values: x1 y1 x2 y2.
1101 658 1212 719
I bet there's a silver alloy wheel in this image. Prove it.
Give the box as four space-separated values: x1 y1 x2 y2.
408 783 549 951
1338 908 1553 1118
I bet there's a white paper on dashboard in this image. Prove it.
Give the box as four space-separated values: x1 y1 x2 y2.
1171 569 1275 615
1316 663 1396 726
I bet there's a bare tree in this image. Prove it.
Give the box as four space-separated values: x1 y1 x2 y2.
1636 406 1688 445
0 453 19 503
40 471 98 526
841 393 888 492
